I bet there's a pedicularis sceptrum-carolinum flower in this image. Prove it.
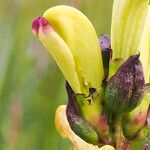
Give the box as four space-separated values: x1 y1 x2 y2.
32 0 150 149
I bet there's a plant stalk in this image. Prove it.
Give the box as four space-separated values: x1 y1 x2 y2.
115 117 130 150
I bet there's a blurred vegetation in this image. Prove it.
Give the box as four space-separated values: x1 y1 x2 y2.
0 0 114 149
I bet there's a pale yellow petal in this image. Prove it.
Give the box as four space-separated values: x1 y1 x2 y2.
111 0 149 60
140 6 150 83
32 17 81 93
44 6 104 94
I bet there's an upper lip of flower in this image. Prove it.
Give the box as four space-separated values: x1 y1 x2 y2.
32 5 105 96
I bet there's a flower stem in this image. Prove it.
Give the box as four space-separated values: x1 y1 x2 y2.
115 117 130 150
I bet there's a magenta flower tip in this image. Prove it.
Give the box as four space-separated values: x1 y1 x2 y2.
32 16 41 36
32 16 52 37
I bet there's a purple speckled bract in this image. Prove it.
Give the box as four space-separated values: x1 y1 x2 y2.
105 54 145 113
32 17 50 36
65 82 104 145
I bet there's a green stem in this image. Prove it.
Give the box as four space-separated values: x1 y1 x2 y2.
114 117 130 150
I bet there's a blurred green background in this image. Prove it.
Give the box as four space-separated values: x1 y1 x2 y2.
0 0 114 149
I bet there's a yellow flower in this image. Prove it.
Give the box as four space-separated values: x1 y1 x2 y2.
32 1 150 149
32 7 107 144
32 6 104 95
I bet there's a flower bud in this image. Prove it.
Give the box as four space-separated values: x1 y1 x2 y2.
66 82 110 145
105 54 145 113
66 82 100 146
122 85 150 140
55 105 115 150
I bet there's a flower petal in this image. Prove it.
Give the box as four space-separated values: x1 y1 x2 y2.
44 6 104 94
32 17 81 93
111 0 149 60
139 6 150 83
